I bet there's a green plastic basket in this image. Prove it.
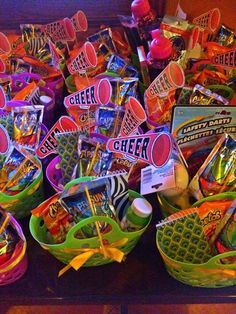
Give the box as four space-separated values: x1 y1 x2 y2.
29 190 151 268
156 192 236 288
0 160 44 219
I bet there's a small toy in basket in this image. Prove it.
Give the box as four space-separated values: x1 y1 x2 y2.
0 209 27 286
30 175 152 277
156 192 236 288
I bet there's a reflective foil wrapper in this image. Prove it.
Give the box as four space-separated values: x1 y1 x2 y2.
106 54 138 78
61 177 116 238
12 105 44 151
214 25 236 48
0 210 19 264
0 146 40 195
0 76 12 102
109 77 138 106
95 106 125 137
87 28 117 54
190 134 236 199
189 84 229 106
20 23 53 64
77 136 112 177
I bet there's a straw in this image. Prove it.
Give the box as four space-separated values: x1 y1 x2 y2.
85 143 100 176
84 186 107 257
0 214 10 234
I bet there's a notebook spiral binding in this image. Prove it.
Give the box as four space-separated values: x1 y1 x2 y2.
156 207 198 229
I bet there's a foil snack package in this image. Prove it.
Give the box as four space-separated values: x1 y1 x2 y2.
95 106 125 138
77 136 112 177
12 105 44 151
0 146 40 195
109 77 138 106
214 25 236 48
0 210 19 264
61 177 116 238
160 15 198 51
189 84 229 106
190 134 236 199
87 28 117 54
106 54 138 78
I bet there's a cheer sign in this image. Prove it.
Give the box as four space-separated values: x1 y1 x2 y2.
36 116 78 158
106 133 172 168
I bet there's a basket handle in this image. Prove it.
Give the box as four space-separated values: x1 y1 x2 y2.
206 251 236 269
65 215 122 245
11 72 42 90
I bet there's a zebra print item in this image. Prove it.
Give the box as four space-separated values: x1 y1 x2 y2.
27 87 41 106
28 37 47 56
106 173 130 221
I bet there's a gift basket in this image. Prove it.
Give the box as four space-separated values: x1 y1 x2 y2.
156 192 236 288
30 176 152 276
0 210 27 286
0 117 44 218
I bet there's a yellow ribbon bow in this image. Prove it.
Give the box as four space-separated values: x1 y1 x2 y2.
58 238 128 277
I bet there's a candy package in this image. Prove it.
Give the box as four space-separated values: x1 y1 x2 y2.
66 104 97 133
214 25 236 48
189 134 236 200
61 177 116 238
197 199 234 243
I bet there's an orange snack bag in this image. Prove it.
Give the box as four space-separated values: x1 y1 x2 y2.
197 200 234 241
